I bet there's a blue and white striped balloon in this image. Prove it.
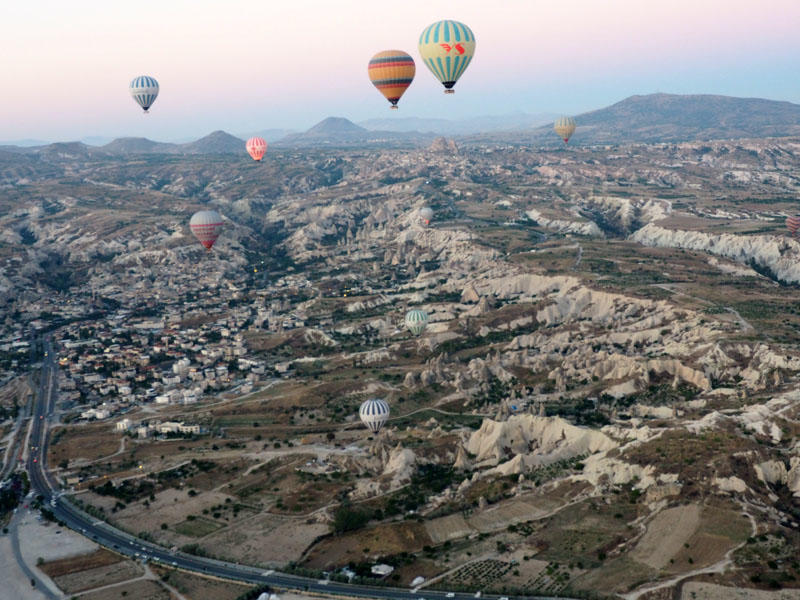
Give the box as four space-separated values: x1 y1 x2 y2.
405 309 429 336
130 75 159 112
418 20 476 93
359 398 390 433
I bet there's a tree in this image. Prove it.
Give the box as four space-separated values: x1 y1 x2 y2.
333 506 370 533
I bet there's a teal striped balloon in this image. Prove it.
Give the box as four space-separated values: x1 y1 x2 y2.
405 309 429 336
418 20 476 93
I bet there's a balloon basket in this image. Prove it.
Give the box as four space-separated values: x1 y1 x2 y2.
390 105 398 110
444 89 455 94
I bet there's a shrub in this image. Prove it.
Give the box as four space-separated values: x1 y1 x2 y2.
333 506 370 533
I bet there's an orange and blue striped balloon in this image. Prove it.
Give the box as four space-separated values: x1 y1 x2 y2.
368 50 415 109
418 20 475 93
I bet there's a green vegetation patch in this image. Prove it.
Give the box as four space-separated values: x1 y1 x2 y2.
173 516 225 537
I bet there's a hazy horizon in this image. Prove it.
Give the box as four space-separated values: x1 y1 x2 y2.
3 0 800 142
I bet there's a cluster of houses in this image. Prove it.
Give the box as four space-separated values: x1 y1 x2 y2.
115 417 202 438
0 269 318 434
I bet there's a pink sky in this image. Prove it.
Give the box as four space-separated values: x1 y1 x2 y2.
2 0 799 140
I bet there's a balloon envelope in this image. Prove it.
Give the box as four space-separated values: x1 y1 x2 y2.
130 76 159 112
554 116 576 143
405 309 429 335
190 210 224 250
418 20 475 93
368 50 415 109
246 137 267 161
787 215 800 237
420 207 433 226
360 398 390 433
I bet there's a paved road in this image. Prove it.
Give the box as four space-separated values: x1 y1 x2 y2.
7 510 60 600
25 339 569 600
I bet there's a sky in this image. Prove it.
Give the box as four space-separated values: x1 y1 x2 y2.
2 0 800 142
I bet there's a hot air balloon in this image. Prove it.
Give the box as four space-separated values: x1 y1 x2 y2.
359 398 390 433
405 309 429 336
246 137 267 161
418 20 475 93
420 207 434 226
554 117 576 144
189 210 224 251
787 215 800 237
130 76 159 113
368 50 415 109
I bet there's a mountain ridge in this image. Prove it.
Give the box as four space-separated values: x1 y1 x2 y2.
469 93 800 146
5 93 800 153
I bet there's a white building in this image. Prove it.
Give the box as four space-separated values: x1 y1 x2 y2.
81 408 110 420
371 564 394 577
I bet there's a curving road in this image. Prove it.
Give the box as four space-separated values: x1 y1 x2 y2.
25 339 567 600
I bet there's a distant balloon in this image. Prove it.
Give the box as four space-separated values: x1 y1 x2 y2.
189 210 224 251
787 215 800 237
360 398 390 433
130 76 159 113
420 206 434 226
368 50 416 110
418 20 475 94
246 137 267 161
554 117 576 144
405 309 429 336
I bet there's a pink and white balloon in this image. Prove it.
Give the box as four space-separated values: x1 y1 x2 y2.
189 210 224 251
246 137 267 161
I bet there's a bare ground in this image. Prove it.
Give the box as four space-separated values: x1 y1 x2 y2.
154 566 253 600
39 548 121 578
79 579 172 600
681 582 800 600
631 504 702 570
53 560 143 594
199 513 328 564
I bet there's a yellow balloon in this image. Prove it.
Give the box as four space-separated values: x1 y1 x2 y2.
554 116 577 144
418 20 475 94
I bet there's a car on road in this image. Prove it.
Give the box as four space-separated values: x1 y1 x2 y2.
474 593 481 599
446 594 455 598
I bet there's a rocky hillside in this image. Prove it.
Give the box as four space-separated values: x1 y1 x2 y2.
275 116 433 147
471 93 800 146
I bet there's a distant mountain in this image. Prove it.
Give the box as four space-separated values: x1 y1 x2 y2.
102 137 178 155
101 131 243 155
275 117 433 147
182 130 244 154
236 128 298 142
579 94 800 142
37 142 105 159
359 113 557 135
304 117 368 137
0 138 49 147
471 94 800 146
81 136 115 146
0 144 39 154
